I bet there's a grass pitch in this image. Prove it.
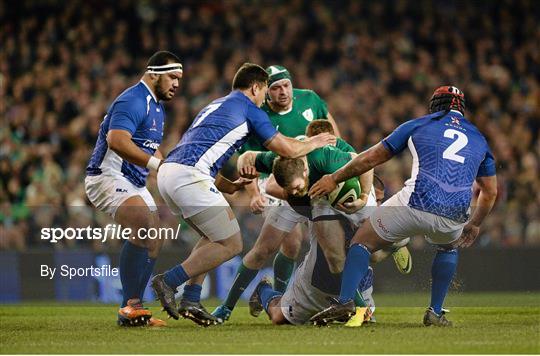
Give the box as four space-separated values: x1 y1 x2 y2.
1 292 539 354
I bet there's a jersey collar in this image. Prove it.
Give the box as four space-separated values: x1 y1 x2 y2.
277 106 293 115
140 80 158 103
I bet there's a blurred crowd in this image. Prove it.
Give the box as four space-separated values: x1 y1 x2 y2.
1 0 539 251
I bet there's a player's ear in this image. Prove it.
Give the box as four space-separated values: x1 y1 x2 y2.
251 83 259 97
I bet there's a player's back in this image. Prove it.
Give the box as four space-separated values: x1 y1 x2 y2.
386 111 495 222
166 90 276 178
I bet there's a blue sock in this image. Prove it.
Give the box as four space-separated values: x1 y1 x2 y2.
258 283 282 313
138 255 156 302
338 244 371 304
163 264 190 290
430 248 458 314
119 241 148 307
182 284 202 303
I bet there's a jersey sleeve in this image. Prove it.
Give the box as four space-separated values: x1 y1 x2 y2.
381 119 420 155
108 99 145 135
477 149 496 177
254 151 277 174
335 138 357 153
247 106 278 144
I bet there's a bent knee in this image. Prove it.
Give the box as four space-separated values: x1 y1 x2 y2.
221 233 243 256
325 254 345 274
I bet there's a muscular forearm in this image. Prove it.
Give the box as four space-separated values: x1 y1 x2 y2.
244 179 260 198
332 143 392 184
359 169 374 195
215 174 236 194
266 177 288 200
109 138 156 168
283 138 319 158
469 190 497 227
332 156 373 184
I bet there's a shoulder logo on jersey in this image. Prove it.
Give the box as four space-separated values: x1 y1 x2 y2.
302 108 314 122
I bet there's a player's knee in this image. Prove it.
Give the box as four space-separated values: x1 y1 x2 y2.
280 237 301 259
252 243 277 262
221 233 243 257
325 253 345 274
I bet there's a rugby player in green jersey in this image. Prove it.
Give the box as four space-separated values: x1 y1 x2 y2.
212 66 340 321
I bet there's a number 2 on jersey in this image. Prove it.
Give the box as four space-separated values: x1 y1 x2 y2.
442 129 468 163
192 103 222 128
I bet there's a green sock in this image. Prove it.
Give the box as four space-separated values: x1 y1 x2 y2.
273 252 295 293
354 290 367 307
223 263 258 310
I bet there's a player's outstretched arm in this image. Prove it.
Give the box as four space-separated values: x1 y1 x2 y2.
264 132 336 158
107 129 161 170
236 151 268 213
456 175 498 248
309 143 392 198
265 175 288 201
215 174 253 194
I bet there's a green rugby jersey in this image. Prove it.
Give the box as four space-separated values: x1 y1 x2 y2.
254 144 354 186
254 143 354 217
239 88 329 153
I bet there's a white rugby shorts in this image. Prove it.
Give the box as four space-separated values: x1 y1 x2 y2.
369 189 465 245
157 163 229 219
84 174 157 218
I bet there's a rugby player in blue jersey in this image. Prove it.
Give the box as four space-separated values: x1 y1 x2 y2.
151 63 336 326
85 51 182 327
309 86 498 326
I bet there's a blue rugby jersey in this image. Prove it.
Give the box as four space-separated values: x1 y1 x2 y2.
165 90 278 177
86 81 165 188
382 110 496 222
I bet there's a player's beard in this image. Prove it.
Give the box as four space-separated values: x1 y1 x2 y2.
155 77 175 101
291 176 309 197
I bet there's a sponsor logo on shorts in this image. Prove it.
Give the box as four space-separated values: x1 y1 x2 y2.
116 188 128 193
288 305 294 318
377 218 389 234
210 187 220 194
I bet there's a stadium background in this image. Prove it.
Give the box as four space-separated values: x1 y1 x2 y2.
1 0 539 303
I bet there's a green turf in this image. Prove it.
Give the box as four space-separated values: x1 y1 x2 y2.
1 292 539 354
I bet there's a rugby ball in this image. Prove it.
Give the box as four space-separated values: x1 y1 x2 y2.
327 177 361 207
